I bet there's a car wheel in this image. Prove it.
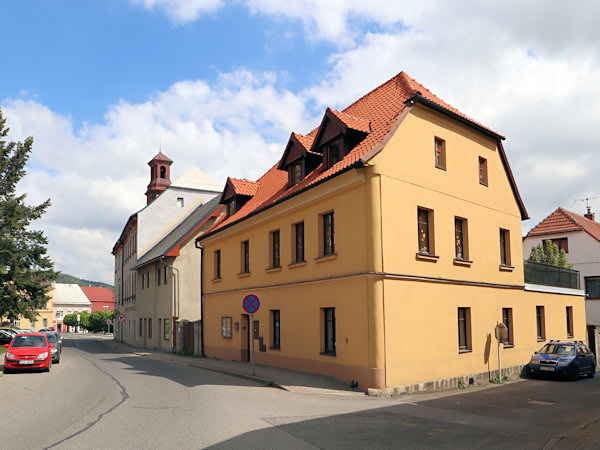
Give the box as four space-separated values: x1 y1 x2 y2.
44 360 51 373
55 355 60 364
3 366 11 374
589 366 596 378
569 365 579 381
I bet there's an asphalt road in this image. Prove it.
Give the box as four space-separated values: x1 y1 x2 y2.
2 335 600 449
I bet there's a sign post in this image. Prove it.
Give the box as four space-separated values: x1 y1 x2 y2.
242 293 261 376
77 314 81 333
495 322 508 382
107 319 112 334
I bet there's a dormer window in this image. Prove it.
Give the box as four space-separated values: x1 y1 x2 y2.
323 138 340 169
291 162 302 186
226 198 235 217
160 166 166 178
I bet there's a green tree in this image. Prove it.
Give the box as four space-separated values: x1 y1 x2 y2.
88 310 114 332
63 311 90 329
0 108 55 321
528 241 572 269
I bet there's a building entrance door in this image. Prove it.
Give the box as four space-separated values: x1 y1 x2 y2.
241 314 250 362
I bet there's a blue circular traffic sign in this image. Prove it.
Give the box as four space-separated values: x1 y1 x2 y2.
242 294 260 314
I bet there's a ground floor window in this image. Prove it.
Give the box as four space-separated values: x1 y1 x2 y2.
148 318 152 338
566 306 573 338
221 317 232 338
139 318 143 337
323 308 336 355
502 308 513 347
271 310 280 349
536 306 545 341
164 319 171 340
458 307 471 352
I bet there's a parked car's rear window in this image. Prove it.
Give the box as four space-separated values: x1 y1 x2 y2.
539 344 575 355
11 336 46 347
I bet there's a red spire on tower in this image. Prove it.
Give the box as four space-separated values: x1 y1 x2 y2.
145 151 173 204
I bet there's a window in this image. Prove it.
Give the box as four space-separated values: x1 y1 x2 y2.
586 277 600 299
544 238 568 253
291 162 302 185
164 319 171 340
226 198 235 217
322 212 335 256
56 310 64 318
271 310 280 349
479 157 488 185
214 250 221 279
294 222 304 263
324 138 340 168
148 318 152 338
164 266 167 284
502 308 513 346
43 318 48 328
500 229 511 266
146 271 150 287
434 137 446 169
157 267 161 286
177 197 184 207
160 166 166 178
31 321 36 329
241 240 250 273
139 318 143 337
141 273 145 289
270 230 280 268
566 306 573 338
221 317 232 338
323 308 336 355
536 306 545 341
458 307 471 352
418 208 434 254
12 319 20 327
158 318 162 339
455 217 468 260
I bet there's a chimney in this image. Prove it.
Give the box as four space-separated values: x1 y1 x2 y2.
584 206 595 222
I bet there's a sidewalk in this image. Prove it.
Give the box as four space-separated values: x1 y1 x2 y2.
99 339 365 396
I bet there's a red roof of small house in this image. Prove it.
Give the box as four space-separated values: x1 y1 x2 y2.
526 207 600 243
202 71 526 237
80 287 114 312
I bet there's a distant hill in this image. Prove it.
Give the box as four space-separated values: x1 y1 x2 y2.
56 273 114 292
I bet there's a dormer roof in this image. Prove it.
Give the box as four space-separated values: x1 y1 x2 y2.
277 132 318 171
219 177 259 203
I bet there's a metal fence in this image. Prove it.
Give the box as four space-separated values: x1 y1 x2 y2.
524 260 580 290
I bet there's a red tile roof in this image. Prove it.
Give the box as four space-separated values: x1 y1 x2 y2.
229 177 259 197
329 109 371 133
80 286 114 311
292 132 315 153
526 207 600 242
203 71 520 236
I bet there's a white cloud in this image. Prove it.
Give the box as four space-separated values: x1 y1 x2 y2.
3 70 314 284
131 0 223 23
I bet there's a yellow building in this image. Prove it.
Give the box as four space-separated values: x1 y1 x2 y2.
196 72 586 391
2 290 54 331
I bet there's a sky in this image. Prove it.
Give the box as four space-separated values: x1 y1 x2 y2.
2 0 600 285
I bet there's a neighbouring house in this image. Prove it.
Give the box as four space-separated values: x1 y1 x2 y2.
523 206 600 360
197 71 586 392
112 151 222 347
2 292 54 331
52 283 92 332
80 286 115 312
131 197 221 352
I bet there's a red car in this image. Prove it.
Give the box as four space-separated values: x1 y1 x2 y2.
3 333 54 373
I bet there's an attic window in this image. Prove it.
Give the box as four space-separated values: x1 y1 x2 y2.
291 161 302 186
226 198 235 217
177 197 184 207
323 138 340 169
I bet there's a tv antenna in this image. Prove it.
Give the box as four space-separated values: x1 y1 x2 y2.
574 196 600 214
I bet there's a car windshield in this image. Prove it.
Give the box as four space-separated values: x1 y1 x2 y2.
11 335 47 348
45 334 57 344
539 344 575 356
